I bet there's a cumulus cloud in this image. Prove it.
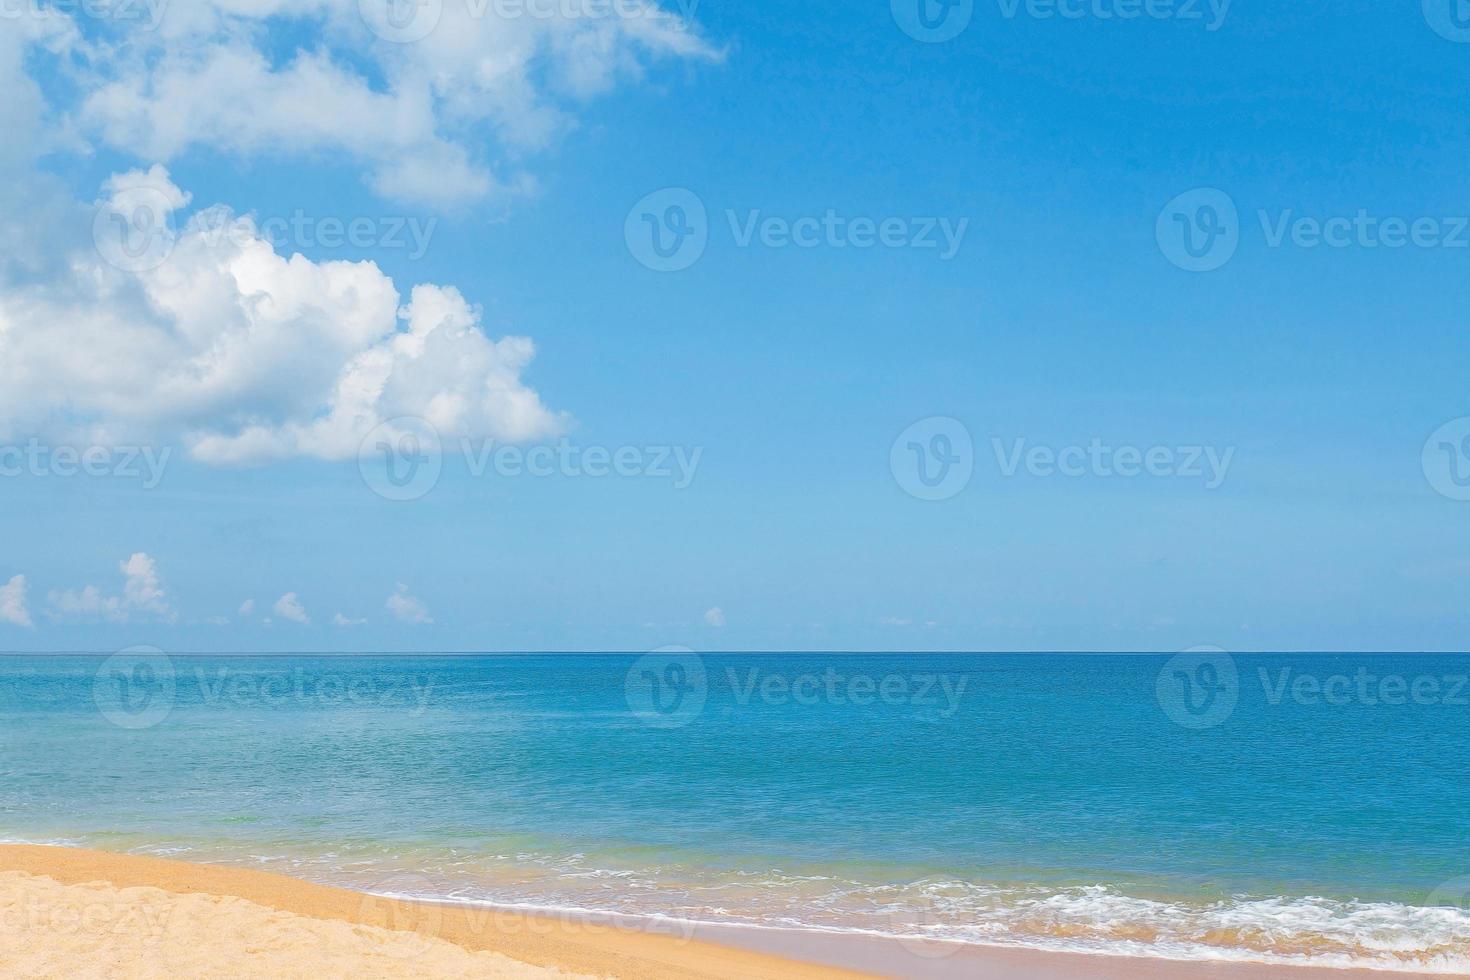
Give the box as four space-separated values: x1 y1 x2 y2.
0 166 565 462
238 599 255 617
0 575 33 629
386 583 433 624
332 612 367 627
274 593 310 625
52 1 720 208
704 606 726 627
48 553 175 623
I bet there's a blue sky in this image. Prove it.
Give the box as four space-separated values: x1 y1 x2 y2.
2 0 1469 652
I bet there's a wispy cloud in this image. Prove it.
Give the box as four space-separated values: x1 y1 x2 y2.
47 553 175 624
273 592 310 625
0 575 33 629
386 584 432 625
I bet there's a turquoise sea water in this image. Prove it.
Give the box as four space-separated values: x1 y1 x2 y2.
2 653 1470 970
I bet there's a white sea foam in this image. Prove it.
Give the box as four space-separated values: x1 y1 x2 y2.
12 834 1470 973
363 870 1470 973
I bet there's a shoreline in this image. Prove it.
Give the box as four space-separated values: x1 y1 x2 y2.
0 845 1463 979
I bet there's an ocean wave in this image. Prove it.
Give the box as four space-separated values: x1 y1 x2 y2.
11 834 1470 972
343 860 1470 973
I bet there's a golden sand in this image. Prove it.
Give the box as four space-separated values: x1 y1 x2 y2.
0 870 596 979
0 845 1460 979
0 845 865 980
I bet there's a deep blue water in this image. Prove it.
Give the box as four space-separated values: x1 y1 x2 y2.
2 652 1469 969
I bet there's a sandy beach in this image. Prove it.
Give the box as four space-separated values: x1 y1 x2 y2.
0 845 1461 980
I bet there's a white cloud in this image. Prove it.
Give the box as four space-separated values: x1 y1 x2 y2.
704 606 726 627
0 575 34 629
332 612 366 627
386 583 432 624
48 553 175 623
0 166 566 462
51 1 720 209
238 599 255 617
274 592 310 625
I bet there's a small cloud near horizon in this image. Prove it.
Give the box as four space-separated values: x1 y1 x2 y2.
274 593 310 625
386 584 433 625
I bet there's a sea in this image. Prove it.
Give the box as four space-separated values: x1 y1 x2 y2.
2 652 1469 972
